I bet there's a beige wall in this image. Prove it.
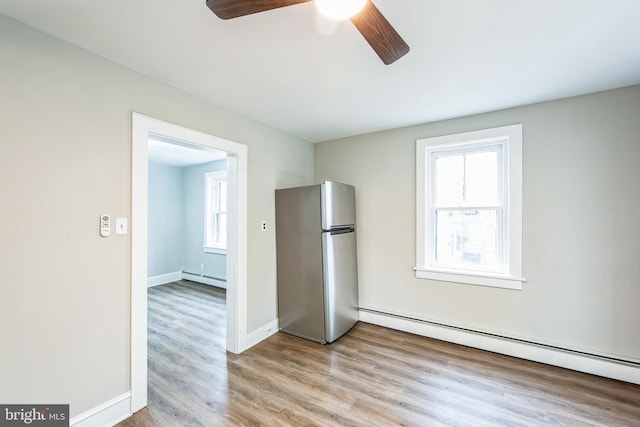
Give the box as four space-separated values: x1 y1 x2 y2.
315 85 640 363
0 15 313 416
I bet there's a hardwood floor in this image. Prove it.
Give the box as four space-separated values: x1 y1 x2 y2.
117 280 640 426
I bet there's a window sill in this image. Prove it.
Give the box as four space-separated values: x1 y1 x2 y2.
204 246 226 255
414 267 525 290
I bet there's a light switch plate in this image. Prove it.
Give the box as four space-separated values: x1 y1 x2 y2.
116 218 128 235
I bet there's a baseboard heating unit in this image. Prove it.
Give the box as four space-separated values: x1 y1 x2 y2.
182 271 227 289
358 307 640 385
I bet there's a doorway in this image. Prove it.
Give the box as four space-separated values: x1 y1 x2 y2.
131 113 248 412
147 134 227 288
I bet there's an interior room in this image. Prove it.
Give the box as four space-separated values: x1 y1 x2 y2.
147 136 228 289
1 0 639 426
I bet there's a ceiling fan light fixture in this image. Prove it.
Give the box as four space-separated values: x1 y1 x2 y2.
207 0 409 64
315 0 367 20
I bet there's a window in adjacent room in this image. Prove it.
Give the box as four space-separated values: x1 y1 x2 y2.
204 170 227 253
415 124 524 289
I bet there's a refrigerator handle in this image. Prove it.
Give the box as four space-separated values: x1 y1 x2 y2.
327 226 355 235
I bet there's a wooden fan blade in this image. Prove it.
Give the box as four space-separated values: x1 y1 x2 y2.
350 1 409 65
206 0 311 20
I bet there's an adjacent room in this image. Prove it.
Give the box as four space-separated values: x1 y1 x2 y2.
147 135 228 290
1 0 639 426
146 136 231 423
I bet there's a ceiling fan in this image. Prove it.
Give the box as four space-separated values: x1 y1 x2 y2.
205 0 410 65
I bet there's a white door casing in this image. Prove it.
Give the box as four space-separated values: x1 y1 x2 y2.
131 113 248 412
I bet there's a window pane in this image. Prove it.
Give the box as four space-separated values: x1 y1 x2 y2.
218 181 227 212
205 178 213 247
435 155 464 207
465 151 498 206
216 213 227 246
205 175 227 248
206 213 215 247
435 209 499 271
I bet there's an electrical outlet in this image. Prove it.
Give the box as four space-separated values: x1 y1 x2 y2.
261 221 267 231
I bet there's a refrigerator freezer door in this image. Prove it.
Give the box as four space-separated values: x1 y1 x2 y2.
322 229 359 343
321 181 356 229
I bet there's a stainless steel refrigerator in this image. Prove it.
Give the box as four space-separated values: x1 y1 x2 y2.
275 181 359 344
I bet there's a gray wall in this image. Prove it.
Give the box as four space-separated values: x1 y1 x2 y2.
315 85 640 363
182 160 227 280
148 163 183 277
0 14 313 417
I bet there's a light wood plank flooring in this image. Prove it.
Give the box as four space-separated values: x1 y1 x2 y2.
117 280 640 426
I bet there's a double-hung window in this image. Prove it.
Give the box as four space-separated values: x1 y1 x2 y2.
204 170 227 253
416 124 524 289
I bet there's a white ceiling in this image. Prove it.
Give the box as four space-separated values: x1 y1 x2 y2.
1 0 639 143
148 134 226 167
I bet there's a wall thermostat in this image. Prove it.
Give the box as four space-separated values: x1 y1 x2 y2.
100 214 111 237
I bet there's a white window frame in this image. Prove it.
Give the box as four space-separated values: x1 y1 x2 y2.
204 170 227 254
416 124 525 290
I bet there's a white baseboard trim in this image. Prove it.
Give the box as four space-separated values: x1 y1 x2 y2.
70 392 131 427
182 272 227 289
245 318 279 350
359 309 640 385
147 271 182 287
